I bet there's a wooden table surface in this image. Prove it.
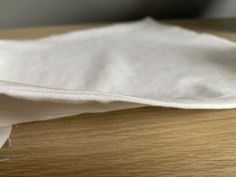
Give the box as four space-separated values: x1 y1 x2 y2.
0 18 236 177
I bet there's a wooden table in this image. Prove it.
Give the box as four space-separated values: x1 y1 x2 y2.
0 18 236 177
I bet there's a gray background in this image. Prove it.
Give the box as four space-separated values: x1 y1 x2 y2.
0 0 236 29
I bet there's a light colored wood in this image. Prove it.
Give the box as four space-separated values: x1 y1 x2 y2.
0 19 236 177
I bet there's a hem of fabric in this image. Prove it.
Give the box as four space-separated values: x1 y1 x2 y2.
0 80 236 110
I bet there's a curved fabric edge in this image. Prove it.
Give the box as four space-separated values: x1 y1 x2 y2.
1 80 236 109
0 126 12 148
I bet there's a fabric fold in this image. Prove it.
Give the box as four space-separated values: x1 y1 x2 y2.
0 17 236 147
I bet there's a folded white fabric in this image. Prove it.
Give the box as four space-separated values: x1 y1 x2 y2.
0 17 236 147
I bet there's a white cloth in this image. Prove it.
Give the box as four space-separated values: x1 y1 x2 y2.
0 17 236 147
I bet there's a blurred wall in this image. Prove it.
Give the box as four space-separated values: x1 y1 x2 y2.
200 0 236 18
0 0 235 29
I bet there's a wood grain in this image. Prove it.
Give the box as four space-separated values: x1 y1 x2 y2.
0 18 236 177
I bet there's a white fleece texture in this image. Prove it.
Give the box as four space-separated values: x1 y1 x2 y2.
0 18 236 147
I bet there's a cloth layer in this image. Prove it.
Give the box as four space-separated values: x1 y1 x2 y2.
0 17 236 147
